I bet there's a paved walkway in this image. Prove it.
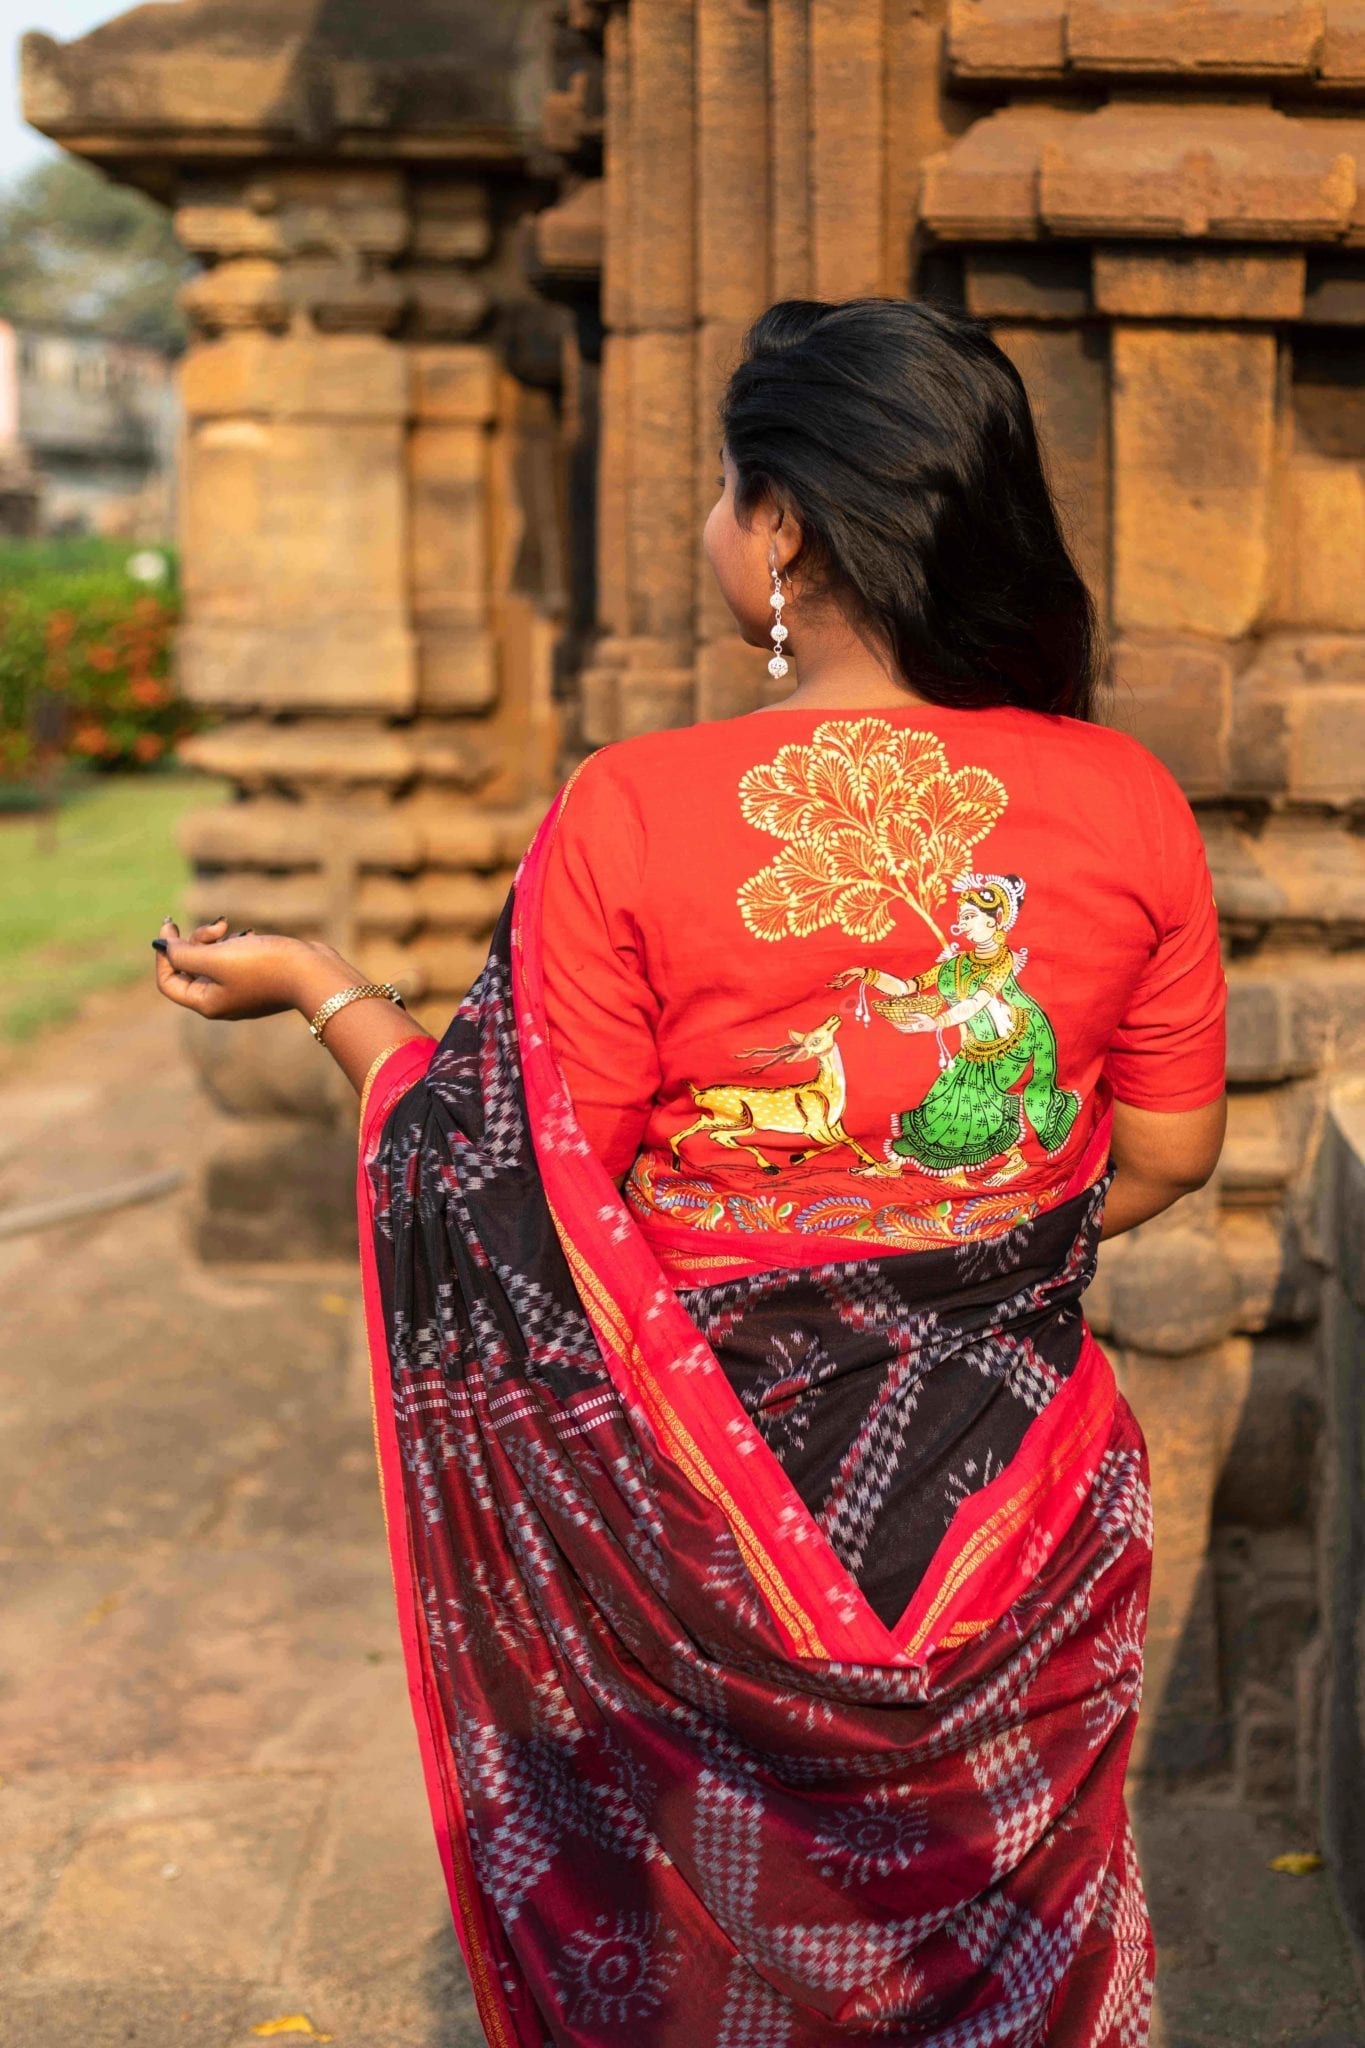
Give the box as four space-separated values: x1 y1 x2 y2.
0 985 1361 2047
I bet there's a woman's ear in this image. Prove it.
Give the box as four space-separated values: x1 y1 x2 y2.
766 497 804 581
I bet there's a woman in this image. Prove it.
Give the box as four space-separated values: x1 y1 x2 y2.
835 872 1082 1185
152 298 1227 2047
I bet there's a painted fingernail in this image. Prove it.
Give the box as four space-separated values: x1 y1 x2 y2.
151 938 169 953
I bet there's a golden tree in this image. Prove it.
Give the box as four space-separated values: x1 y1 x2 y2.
737 719 1008 948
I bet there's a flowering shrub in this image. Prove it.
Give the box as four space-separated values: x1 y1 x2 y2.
0 541 195 782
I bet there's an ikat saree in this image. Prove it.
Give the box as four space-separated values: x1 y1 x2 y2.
356 786 1156 2048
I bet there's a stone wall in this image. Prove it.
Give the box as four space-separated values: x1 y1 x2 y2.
25 0 1365 1795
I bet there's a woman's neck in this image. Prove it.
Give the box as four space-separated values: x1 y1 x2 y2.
760 613 936 711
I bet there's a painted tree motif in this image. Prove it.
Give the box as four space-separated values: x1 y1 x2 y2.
737 719 1008 947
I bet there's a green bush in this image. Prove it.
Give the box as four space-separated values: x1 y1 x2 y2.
0 539 197 783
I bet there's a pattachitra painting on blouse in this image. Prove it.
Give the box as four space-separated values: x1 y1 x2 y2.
539 708 1225 1279
351 722 1195 2046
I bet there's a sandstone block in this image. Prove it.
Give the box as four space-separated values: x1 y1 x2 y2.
1323 5 1365 83
532 176 604 282
412 870 513 929
1211 821 1363 942
410 183 492 265
1106 637 1233 795
180 256 288 332
406 268 491 342
1302 254 1365 324
1225 956 1319 1082
947 0 1066 79
1105 1227 1241 1354
627 0 695 329
601 6 634 335
1066 0 1324 77
1040 104 1356 242
965 247 1090 319
1221 1204 1322 1331
183 1009 338 1121
628 331 696 640
177 800 422 871
409 423 489 604
410 933 499 996
615 670 697 739
885 0 958 295
410 344 498 425
922 106 1083 241
1236 638 1365 798
1112 326 1276 638
1094 247 1307 321
696 321 749 644
695 636 772 723
416 801 546 871
1221 1084 1314 1197
179 718 494 792
697 0 769 323
1270 457 1365 633
180 328 408 422
174 200 285 258
769 0 814 297
1116 1338 1247 1773
1213 1334 1320 1528
811 0 885 298
178 621 417 713
414 623 497 712
594 333 631 641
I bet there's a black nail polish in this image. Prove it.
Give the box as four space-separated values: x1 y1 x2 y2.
151 937 169 953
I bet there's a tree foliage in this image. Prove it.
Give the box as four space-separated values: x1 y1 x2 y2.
0 155 188 353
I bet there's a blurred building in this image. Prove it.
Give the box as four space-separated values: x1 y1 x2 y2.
19 0 1365 1952
0 317 176 537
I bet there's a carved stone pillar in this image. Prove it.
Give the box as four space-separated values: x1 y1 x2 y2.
23 2 569 1260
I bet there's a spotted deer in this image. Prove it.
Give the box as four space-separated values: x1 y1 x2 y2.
669 1012 892 1176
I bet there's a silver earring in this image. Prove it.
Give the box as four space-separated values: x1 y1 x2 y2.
768 563 789 681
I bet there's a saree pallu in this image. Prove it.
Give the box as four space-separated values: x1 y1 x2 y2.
356 789 1156 2048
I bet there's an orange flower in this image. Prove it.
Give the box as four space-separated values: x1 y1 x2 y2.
129 677 169 708
87 643 119 673
72 723 112 754
132 732 165 762
46 610 76 645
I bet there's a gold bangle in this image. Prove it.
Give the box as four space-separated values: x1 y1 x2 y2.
308 981 404 1043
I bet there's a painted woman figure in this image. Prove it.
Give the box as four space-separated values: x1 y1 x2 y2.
836 870 1081 1187
151 298 1227 2047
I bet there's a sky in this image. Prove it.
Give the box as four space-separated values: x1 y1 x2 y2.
2 0 126 185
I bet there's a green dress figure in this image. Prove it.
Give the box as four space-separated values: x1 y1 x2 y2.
840 872 1080 1188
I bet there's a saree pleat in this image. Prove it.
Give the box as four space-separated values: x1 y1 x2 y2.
356 790 1156 2047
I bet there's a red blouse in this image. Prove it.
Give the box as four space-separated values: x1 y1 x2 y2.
539 704 1226 1258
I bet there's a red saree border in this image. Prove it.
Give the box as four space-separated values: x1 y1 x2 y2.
355 1033 522 2048
512 790 1119 1672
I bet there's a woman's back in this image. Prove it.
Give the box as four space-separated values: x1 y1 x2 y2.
542 699 1227 1267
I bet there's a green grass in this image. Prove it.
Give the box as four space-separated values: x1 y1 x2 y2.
0 769 227 1045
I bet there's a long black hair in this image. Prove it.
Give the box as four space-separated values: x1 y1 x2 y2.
720 297 1103 720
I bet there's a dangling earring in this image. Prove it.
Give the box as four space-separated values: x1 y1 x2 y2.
768 562 789 681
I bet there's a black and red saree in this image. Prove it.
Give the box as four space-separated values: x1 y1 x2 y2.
356 787 1155 2047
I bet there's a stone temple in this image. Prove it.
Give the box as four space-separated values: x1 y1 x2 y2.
22 0 1365 1934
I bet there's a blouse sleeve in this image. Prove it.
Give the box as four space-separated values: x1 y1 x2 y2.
538 752 663 1180
1101 755 1228 1113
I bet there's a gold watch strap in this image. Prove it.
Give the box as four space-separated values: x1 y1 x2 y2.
308 981 404 1043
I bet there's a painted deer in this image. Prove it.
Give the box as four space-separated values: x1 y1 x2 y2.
669 1012 892 1176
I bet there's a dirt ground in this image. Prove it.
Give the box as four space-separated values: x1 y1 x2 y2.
0 982 1361 2047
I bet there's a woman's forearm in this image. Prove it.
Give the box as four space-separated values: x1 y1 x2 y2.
289 944 435 1098
1099 1165 1202 1240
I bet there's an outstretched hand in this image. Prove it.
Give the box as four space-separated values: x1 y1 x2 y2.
151 915 337 1021
151 916 432 1098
